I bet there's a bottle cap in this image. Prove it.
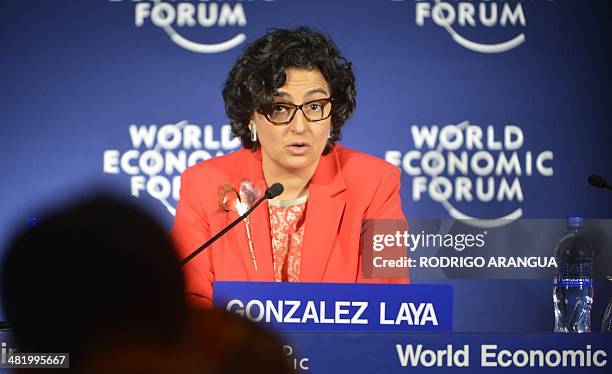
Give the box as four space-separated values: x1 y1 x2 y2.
567 216 584 228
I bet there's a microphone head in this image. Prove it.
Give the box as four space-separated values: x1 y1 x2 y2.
588 174 607 188
266 183 284 199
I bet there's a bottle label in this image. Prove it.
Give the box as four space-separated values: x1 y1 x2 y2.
555 277 592 288
555 260 593 288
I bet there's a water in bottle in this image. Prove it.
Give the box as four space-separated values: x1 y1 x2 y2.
553 216 594 333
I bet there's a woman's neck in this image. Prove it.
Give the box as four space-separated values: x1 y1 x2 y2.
262 158 319 201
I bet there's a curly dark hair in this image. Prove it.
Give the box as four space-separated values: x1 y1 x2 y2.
222 27 356 154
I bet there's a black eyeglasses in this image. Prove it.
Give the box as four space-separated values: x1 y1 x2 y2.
262 98 333 125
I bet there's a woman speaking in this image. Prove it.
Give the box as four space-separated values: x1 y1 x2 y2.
171 27 408 308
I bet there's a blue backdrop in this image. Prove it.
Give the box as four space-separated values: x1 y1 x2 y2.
1 0 611 326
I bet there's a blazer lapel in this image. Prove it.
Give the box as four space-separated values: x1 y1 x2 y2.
224 201 274 281
300 149 347 282
225 150 275 281
246 178 275 281
224 210 255 280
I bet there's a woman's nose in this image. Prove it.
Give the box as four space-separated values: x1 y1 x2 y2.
290 110 308 133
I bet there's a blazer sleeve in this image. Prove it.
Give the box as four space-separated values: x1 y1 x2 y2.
170 168 215 308
359 163 410 284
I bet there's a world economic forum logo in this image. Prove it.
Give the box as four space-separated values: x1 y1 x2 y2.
412 0 528 54
103 121 241 215
110 0 258 54
385 121 555 228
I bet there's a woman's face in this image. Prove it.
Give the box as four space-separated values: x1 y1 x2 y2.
252 68 332 174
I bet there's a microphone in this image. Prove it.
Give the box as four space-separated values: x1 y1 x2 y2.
180 183 284 266
588 175 612 190
266 183 284 199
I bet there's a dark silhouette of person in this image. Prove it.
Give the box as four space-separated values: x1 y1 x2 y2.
1 193 293 373
1 194 187 371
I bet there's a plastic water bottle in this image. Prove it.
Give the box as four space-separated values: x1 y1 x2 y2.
553 216 594 333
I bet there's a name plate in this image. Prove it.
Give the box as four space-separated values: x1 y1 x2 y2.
212 282 452 332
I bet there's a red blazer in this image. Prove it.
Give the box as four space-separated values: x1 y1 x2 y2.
171 145 409 307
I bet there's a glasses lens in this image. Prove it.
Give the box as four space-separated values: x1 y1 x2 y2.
269 104 295 124
266 99 332 124
303 99 332 121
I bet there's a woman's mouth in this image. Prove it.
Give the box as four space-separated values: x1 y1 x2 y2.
286 142 310 155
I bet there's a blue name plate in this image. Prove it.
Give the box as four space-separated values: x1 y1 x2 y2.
213 282 452 332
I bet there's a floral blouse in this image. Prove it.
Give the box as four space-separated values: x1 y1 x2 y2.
268 195 307 282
